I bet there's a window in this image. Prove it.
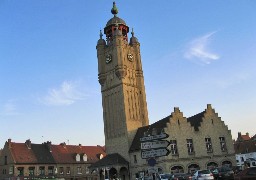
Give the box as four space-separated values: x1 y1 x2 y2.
17 167 24 176
170 140 178 155
241 157 244 162
28 167 35 176
66 167 70 174
59 167 64 174
2 169 6 175
186 139 194 154
39 166 45 175
205 138 213 152
48 166 54 175
100 154 104 159
219 137 227 152
9 166 13 175
83 154 88 161
4 156 7 165
133 155 137 163
85 167 90 174
76 154 80 161
77 167 82 174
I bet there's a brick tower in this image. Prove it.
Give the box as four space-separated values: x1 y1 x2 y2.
96 2 149 160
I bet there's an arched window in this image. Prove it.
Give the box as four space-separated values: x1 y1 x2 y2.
188 164 200 174
222 160 232 167
207 162 218 169
170 166 184 173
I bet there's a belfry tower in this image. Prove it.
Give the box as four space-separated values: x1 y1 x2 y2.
96 2 149 160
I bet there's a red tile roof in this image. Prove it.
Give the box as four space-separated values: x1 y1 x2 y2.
7 140 106 164
241 135 251 141
10 143 38 164
51 144 106 164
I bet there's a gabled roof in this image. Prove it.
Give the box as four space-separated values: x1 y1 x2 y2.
10 143 38 164
129 115 171 152
241 135 251 141
90 153 128 169
129 109 209 152
6 140 106 165
51 144 106 164
31 144 55 164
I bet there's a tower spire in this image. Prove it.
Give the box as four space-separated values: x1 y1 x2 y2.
99 30 103 39
111 2 118 16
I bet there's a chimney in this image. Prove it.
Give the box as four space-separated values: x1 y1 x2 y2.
238 132 241 138
25 139 31 149
45 141 52 152
60 142 66 148
7 139 12 148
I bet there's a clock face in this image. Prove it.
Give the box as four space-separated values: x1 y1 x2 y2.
127 53 133 61
106 54 112 64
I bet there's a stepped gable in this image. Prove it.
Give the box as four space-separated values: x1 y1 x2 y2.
129 115 171 152
187 111 205 131
51 144 106 164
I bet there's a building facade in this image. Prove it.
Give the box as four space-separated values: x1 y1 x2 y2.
93 2 236 180
234 132 256 168
0 139 106 180
129 105 236 178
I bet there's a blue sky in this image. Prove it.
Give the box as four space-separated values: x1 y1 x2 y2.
0 0 256 147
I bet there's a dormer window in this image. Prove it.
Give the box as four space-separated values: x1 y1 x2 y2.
100 154 104 159
76 154 80 162
83 154 88 161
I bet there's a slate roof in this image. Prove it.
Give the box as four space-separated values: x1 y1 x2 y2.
187 111 205 131
129 110 207 152
31 144 55 164
129 115 171 152
7 140 106 165
90 153 128 168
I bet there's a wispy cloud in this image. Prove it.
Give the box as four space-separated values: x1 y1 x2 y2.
39 81 87 106
0 100 19 116
184 31 220 64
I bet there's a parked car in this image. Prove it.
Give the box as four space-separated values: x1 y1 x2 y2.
211 166 234 179
234 167 256 180
172 173 192 180
192 169 214 180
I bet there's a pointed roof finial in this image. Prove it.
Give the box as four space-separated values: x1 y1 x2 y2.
111 2 118 16
131 28 134 37
100 30 103 39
